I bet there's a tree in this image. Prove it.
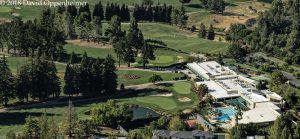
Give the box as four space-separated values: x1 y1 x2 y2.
269 71 287 91
177 6 188 29
6 131 16 139
198 23 206 38
256 80 266 90
179 0 192 4
23 116 40 139
0 56 15 107
61 100 78 137
92 1 104 20
168 116 186 131
39 114 49 139
141 43 155 69
216 53 224 65
102 55 118 93
207 24 215 40
149 74 163 84
195 84 209 98
48 117 59 138
227 43 247 62
15 64 31 102
91 100 132 127
143 0 154 5
106 15 124 43
231 123 265 139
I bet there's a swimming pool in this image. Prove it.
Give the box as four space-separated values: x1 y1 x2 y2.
215 107 237 121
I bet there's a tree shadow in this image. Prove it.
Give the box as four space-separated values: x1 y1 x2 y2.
185 3 203 9
0 112 58 126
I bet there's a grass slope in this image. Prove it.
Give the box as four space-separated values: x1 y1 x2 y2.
117 70 184 86
0 81 198 137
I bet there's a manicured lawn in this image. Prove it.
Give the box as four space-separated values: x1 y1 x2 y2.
136 97 177 110
0 7 11 12
5 56 66 75
0 103 94 137
172 82 191 94
0 81 198 137
133 23 229 54
65 43 188 67
64 44 117 59
117 70 184 86
150 55 174 64
119 81 199 112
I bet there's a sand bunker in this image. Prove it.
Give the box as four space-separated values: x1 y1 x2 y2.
178 97 191 102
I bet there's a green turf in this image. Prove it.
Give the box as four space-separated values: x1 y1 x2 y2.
64 44 117 59
150 55 174 64
117 70 184 86
0 81 198 137
118 81 199 112
130 23 229 54
172 82 191 94
136 97 177 110
0 7 11 13
5 56 66 75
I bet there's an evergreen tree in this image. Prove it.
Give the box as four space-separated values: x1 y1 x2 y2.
198 23 206 38
0 56 15 107
16 65 31 102
62 100 78 137
207 24 215 40
39 114 49 139
102 55 118 93
48 117 59 138
23 116 40 139
141 43 155 69
92 1 104 20
106 15 124 43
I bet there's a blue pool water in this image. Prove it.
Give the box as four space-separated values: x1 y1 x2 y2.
215 107 237 121
216 114 231 121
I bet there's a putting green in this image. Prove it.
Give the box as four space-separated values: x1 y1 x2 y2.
150 55 174 64
136 96 177 110
0 7 11 13
172 82 191 94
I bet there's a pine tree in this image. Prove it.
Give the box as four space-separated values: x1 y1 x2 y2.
62 100 78 137
0 56 15 107
92 1 104 20
198 23 206 38
15 64 30 102
23 116 40 139
39 114 49 139
48 117 59 138
102 55 117 94
105 2 112 21
207 24 215 40
141 43 155 69
106 15 123 43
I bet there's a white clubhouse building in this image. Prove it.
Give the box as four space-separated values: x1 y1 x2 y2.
187 61 283 125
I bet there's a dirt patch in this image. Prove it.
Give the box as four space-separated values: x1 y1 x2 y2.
124 74 141 79
178 97 191 102
66 39 112 48
177 55 184 63
188 1 271 29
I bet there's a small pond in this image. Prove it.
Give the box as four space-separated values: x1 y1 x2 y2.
131 107 160 120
